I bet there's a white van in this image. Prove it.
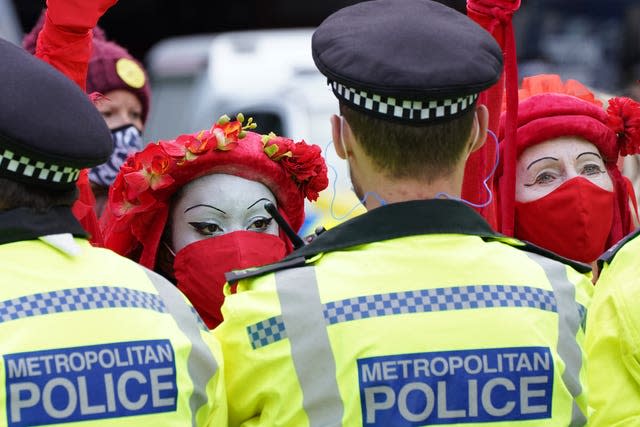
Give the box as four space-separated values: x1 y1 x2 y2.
0 0 22 45
145 29 365 236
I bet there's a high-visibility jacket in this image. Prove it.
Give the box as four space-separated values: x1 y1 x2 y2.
586 229 640 426
215 200 592 427
0 207 227 426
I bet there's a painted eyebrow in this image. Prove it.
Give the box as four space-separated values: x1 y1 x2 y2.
184 204 227 214
576 151 602 160
246 197 273 210
527 156 559 170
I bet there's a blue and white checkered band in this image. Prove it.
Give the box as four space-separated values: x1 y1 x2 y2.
0 149 80 185
89 124 143 187
331 81 479 123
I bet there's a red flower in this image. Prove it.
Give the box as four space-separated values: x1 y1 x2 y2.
118 155 138 175
110 183 158 217
211 127 238 151
159 139 187 158
218 120 242 140
263 134 293 160
179 133 211 157
280 140 329 201
123 144 175 199
607 97 640 156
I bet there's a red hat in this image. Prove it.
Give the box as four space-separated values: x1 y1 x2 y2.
101 116 329 269
23 14 151 124
497 74 640 249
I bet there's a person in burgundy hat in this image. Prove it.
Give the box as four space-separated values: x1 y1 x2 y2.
496 74 640 267
85 35 151 214
101 115 328 329
24 8 152 219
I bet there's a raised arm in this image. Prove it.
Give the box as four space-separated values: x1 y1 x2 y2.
34 0 118 91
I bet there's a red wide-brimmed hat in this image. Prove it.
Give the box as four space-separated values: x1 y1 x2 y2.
497 74 640 248
101 116 328 268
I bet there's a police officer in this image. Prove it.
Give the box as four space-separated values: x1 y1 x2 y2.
214 1 593 426
0 38 226 426
586 230 640 426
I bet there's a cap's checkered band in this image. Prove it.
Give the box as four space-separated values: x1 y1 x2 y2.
248 284 557 349
332 81 479 122
0 286 167 324
0 149 81 185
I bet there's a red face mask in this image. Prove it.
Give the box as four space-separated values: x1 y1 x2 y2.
174 231 286 329
515 177 615 263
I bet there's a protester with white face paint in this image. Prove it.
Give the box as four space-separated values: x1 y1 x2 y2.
496 74 640 266
101 115 328 328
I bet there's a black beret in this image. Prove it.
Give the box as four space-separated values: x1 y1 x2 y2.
0 38 112 189
312 0 503 123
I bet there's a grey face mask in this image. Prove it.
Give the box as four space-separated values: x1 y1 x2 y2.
88 124 143 187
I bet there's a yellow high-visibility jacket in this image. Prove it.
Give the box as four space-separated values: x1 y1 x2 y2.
0 206 226 427
586 229 640 426
215 200 592 427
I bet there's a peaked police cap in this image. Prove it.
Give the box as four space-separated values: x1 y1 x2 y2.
0 38 112 189
312 0 503 124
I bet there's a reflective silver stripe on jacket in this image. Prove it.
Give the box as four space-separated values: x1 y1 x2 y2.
275 266 344 427
525 253 586 427
272 259 586 425
144 268 218 427
249 283 557 349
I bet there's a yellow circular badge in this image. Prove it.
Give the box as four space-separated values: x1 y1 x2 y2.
115 58 146 89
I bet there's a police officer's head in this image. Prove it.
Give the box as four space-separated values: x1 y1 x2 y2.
312 0 502 199
0 38 112 212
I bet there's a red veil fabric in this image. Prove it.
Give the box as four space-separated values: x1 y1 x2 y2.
465 0 521 230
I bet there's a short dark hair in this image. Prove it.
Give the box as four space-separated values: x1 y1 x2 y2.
341 103 475 182
0 178 78 212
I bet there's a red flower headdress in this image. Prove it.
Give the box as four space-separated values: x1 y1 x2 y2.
101 114 328 268
606 97 640 157
496 74 640 249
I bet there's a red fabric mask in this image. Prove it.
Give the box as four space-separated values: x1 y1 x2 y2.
174 231 286 329
515 177 615 263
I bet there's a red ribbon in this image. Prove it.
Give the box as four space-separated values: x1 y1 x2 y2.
466 0 521 234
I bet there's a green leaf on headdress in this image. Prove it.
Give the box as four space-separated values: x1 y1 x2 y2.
217 114 231 125
264 144 279 158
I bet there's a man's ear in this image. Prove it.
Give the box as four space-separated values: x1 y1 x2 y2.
331 114 348 159
469 104 489 153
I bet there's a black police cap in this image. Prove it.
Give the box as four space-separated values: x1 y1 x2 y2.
312 0 503 124
0 38 112 189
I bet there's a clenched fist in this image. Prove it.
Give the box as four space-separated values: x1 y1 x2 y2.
45 0 119 34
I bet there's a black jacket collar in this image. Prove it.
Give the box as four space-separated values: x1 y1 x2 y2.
290 199 499 259
0 206 87 245
227 199 591 282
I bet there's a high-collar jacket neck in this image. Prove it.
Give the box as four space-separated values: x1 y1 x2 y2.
290 199 499 259
0 206 87 245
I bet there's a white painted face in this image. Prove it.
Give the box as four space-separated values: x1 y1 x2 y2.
515 137 614 203
170 174 279 252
